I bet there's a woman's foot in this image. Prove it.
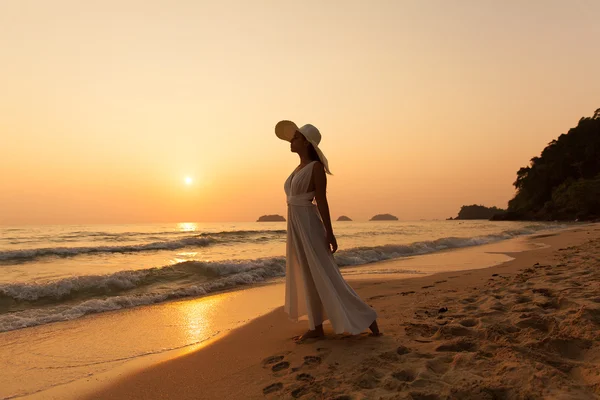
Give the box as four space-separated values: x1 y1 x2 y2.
294 324 324 343
369 320 381 336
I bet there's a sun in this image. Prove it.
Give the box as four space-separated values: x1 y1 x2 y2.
184 176 193 185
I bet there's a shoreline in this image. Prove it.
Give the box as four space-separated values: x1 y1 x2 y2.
2 221 565 334
2 235 525 399
14 223 596 399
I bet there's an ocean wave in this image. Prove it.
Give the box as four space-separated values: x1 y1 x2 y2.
334 227 548 266
0 229 288 263
0 237 215 264
0 257 286 332
0 225 565 332
0 227 557 305
66 229 287 239
0 257 287 302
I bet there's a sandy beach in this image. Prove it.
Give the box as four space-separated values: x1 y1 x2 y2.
3 2 599 399
46 224 597 400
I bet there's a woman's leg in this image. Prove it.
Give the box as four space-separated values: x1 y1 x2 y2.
369 319 381 336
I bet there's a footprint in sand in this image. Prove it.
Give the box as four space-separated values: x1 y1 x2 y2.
378 350 400 361
405 322 439 338
425 355 453 374
408 392 441 400
355 367 384 389
303 355 322 366
532 288 554 297
490 301 507 311
435 338 478 352
534 298 559 310
262 355 284 366
290 385 310 398
579 307 600 324
458 318 478 327
272 361 290 372
262 382 283 394
515 315 554 332
296 373 315 382
433 324 476 339
535 337 592 360
391 369 416 382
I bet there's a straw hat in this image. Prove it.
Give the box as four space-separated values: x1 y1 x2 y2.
275 120 332 175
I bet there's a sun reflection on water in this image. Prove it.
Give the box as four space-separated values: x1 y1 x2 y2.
178 222 198 232
174 294 227 353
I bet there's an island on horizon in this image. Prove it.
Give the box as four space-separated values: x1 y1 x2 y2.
369 213 399 221
256 215 286 222
337 215 352 221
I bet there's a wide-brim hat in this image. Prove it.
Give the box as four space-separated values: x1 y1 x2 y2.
275 120 332 175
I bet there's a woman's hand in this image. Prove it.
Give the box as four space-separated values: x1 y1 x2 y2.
327 232 338 253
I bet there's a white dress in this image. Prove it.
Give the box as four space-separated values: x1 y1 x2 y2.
284 161 378 335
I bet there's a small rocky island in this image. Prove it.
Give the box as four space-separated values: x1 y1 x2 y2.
370 213 399 221
337 215 352 221
256 215 286 222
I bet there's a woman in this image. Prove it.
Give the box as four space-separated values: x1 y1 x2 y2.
275 120 380 342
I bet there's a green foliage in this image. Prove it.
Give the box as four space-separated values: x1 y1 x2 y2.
547 174 600 220
507 108 600 220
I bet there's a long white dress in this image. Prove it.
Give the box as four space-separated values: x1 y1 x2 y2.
284 160 378 335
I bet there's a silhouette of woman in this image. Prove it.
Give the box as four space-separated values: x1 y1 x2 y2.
276 120 380 341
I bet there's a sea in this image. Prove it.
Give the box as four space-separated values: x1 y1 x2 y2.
0 220 566 333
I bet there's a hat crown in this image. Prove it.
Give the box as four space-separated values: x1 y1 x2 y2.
298 124 321 145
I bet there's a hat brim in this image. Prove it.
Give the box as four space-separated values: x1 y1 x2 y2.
275 120 298 142
312 144 332 175
275 120 332 175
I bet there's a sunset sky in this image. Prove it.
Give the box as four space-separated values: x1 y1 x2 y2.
1 0 599 225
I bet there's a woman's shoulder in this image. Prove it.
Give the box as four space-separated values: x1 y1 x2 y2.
311 160 326 179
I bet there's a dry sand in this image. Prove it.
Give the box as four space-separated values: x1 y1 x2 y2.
82 225 600 399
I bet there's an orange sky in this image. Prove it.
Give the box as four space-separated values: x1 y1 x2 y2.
1 0 599 225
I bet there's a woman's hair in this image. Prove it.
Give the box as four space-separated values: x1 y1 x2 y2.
307 142 320 163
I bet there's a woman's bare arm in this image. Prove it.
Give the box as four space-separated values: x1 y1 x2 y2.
313 162 338 253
